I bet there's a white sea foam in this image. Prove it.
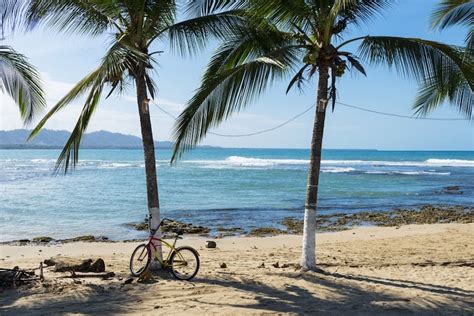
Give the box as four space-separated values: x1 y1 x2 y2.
323 159 474 167
188 156 474 169
225 156 308 167
322 167 356 173
365 170 451 176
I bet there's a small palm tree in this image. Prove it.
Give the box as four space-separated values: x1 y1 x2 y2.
171 0 473 270
1 2 45 123
4 0 239 262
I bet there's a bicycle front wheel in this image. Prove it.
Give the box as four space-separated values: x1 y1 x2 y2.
169 246 200 280
130 244 151 277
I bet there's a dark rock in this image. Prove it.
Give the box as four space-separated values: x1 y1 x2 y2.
443 186 463 194
90 259 106 272
69 235 97 242
272 262 280 268
206 241 217 248
216 227 245 233
32 237 54 243
281 218 303 234
124 278 133 284
220 263 227 268
127 222 149 231
126 220 210 236
248 227 286 237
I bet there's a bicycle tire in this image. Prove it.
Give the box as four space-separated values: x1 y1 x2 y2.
130 244 151 277
169 246 200 281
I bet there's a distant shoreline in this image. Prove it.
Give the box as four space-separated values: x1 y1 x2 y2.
1 145 473 152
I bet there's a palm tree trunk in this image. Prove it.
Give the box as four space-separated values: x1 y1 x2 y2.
135 69 163 265
301 63 329 270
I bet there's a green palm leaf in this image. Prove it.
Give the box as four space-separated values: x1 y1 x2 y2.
359 36 473 118
431 0 473 30
29 43 146 172
0 45 46 124
171 21 301 161
166 10 245 57
25 0 121 36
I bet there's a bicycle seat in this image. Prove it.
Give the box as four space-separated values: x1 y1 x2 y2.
175 229 184 236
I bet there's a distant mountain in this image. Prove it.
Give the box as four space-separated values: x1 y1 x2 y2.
0 129 209 149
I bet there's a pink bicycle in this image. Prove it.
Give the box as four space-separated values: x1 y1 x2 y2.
129 218 200 280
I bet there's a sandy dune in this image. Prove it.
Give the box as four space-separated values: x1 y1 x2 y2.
1 223 473 315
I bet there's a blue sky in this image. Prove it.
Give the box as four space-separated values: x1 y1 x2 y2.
0 0 473 150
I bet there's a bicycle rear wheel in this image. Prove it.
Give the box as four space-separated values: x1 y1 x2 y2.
130 244 151 276
169 246 200 281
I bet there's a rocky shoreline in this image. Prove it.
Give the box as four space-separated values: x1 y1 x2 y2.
2 205 472 244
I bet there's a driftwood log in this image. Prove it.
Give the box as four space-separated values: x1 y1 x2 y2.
44 257 106 273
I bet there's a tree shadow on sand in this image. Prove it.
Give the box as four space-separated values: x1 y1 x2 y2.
189 269 473 315
0 269 172 315
1 269 472 315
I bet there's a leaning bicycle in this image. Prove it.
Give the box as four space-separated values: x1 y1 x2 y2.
129 218 200 280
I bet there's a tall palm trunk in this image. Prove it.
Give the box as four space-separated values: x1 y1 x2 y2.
135 67 162 264
301 63 329 270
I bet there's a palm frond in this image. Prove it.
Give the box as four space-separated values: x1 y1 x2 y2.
54 83 103 173
0 45 46 124
1 0 26 35
359 36 473 86
165 10 245 57
23 0 119 36
248 0 312 31
171 36 300 162
286 64 311 93
413 67 473 119
183 0 246 17
144 0 176 36
359 36 473 118
345 54 366 75
29 42 145 172
431 0 473 30
330 0 392 27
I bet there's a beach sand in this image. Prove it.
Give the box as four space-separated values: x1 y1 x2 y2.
1 223 473 315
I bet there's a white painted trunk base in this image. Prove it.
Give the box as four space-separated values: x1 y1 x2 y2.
148 207 163 269
301 208 317 270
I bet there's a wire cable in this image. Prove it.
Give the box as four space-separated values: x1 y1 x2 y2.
336 101 468 121
151 101 316 137
151 99 469 138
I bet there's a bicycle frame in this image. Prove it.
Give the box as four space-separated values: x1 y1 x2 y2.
143 234 185 267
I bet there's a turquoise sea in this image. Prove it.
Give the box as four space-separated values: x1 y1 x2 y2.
1 148 473 241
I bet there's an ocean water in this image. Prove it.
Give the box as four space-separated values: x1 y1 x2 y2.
0 148 473 241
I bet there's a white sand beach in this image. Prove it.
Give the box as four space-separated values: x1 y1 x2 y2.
1 223 473 315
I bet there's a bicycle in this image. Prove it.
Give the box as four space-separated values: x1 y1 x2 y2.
129 218 200 280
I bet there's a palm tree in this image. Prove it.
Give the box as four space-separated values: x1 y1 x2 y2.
4 0 240 263
1 2 45 124
171 0 473 270
413 0 474 118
